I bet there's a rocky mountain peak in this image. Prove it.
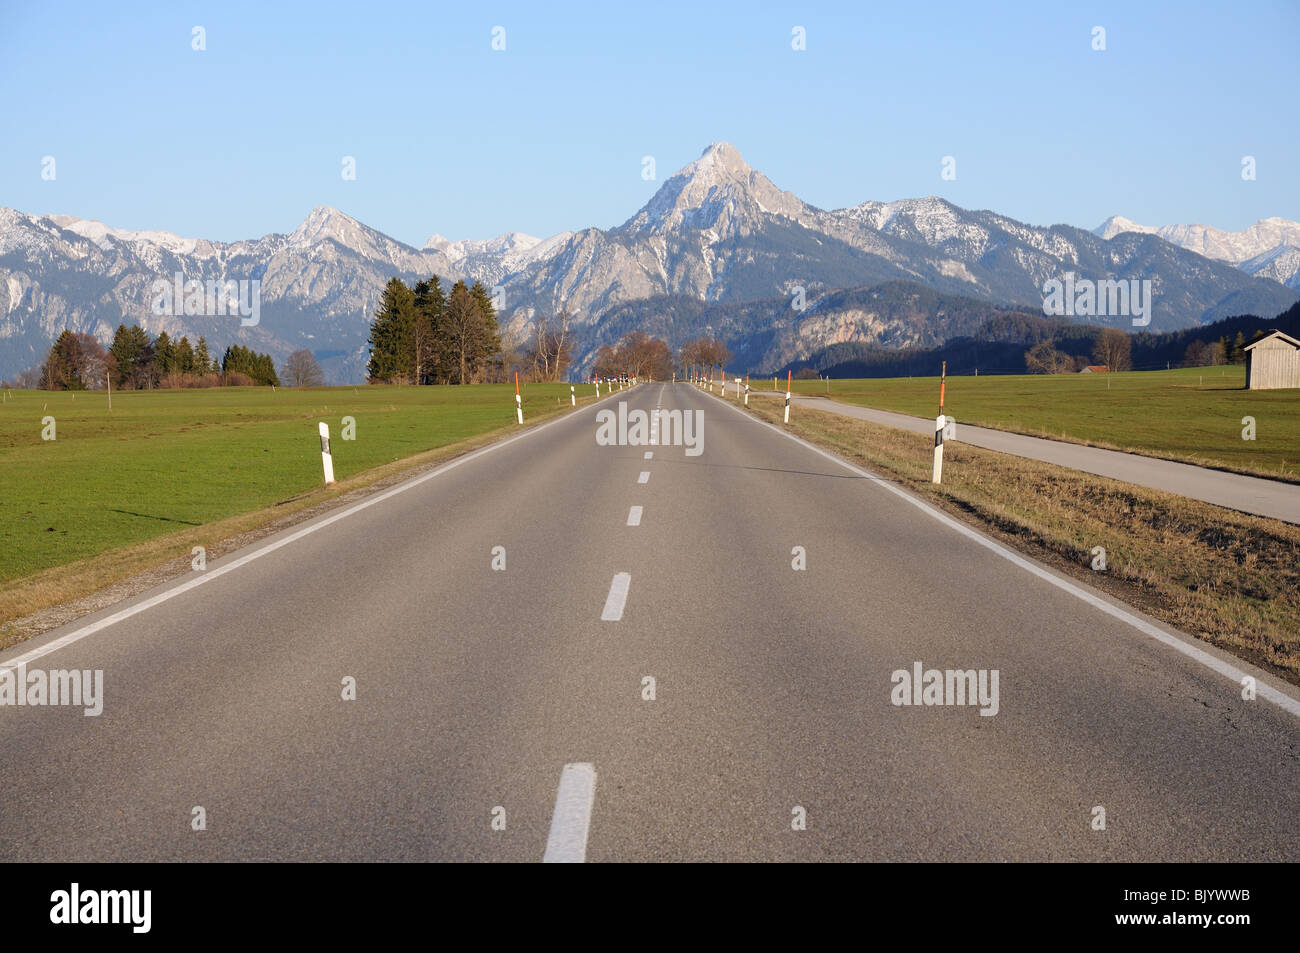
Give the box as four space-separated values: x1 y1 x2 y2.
621 142 808 235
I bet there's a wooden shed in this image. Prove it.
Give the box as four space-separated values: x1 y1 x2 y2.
1244 330 1300 390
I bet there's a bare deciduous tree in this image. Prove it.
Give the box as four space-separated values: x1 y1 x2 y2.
1092 328 1132 372
1024 339 1072 374
529 309 573 381
283 349 324 387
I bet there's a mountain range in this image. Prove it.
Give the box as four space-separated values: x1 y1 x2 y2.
1093 215 1300 289
2 142 1296 384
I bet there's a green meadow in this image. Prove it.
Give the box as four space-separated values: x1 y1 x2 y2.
769 367 1299 479
0 382 583 584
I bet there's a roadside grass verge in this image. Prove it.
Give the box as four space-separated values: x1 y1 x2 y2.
733 390 1300 684
770 367 1300 483
0 382 591 640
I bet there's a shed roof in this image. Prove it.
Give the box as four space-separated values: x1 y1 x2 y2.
1243 330 1300 351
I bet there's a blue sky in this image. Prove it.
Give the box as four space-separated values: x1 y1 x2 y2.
2 1 1296 246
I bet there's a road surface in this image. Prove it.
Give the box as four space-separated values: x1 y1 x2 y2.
2 382 1297 861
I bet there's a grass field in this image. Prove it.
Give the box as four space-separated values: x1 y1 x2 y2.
760 367 1300 480
0 382 586 586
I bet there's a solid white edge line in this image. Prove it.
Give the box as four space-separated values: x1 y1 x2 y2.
709 389 1300 721
627 506 643 526
1 390 627 673
542 762 597 863
637 471 650 484
601 572 631 621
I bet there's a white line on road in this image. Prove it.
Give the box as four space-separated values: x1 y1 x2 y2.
644 451 653 460
711 392 1300 720
637 471 650 484
542 762 597 863
601 573 631 621
0 388 628 673
627 506 643 526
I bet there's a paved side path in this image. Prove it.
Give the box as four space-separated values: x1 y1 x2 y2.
775 394 1300 524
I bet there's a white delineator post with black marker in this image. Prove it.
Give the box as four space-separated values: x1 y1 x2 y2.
744 373 750 406
784 370 792 424
318 421 335 486
570 384 576 406
515 372 523 424
931 361 947 484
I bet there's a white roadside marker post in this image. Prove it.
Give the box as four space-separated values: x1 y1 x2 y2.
318 421 335 486
515 372 523 424
784 370 792 424
932 414 947 483
571 384 576 406
931 361 948 484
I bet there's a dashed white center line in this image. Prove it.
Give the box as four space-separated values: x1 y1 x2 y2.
637 471 650 484
542 762 597 863
627 505 642 526
644 451 653 460
601 572 631 621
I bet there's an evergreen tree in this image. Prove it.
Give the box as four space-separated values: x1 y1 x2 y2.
154 331 176 378
43 330 77 389
413 275 446 384
109 324 139 388
194 337 212 375
470 281 503 382
436 280 503 384
221 344 281 385
176 336 195 375
129 325 154 387
366 277 416 383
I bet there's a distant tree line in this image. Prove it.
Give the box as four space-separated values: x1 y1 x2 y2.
591 330 675 380
366 276 503 384
1024 327 1268 374
676 336 731 378
14 325 281 390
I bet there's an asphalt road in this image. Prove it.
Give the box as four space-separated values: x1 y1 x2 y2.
2 382 1298 862
783 393 1300 524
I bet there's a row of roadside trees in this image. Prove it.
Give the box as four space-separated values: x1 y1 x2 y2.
591 330 675 380
677 336 731 379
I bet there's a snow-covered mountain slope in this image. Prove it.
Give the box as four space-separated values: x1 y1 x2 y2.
425 229 574 287
1094 215 1300 287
